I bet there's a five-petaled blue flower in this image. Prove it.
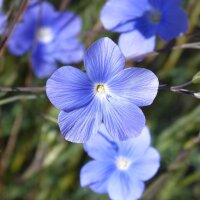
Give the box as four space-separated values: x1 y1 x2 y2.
101 0 188 57
80 125 160 200
46 37 159 143
8 1 84 78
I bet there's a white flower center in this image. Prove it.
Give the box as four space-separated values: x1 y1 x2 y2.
116 157 131 171
148 10 161 24
95 84 109 98
36 27 54 43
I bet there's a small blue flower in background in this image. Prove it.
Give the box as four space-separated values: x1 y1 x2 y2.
80 125 160 200
46 37 159 143
8 1 84 78
101 0 188 58
0 0 6 34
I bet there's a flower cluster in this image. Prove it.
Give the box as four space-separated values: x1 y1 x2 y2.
8 1 84 78
101 0 188 57
81 125 160 200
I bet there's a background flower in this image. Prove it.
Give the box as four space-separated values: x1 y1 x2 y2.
46 37 159 143
101 0 188 57
81 125 160 200
8 1 84 78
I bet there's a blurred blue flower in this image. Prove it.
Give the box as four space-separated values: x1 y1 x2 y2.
8 1 84 78
81 125 160 200
0 0 6 34
101 0 188 57
46 37 159 143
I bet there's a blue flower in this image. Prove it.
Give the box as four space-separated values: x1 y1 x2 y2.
8 2 84 78
80 125 160 200
46 37 159 143
101 0 188 57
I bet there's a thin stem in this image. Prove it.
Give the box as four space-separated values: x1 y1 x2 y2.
0 86 45 93
0 94 37 106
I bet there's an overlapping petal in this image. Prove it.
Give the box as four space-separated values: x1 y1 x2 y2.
157 5 188 41
100 0 149 32
107 67 159 107
119 30 156 58
84 125 117 161
103 98 145 140
53 39 84 64
107 171 145 200
53 12 82 39
129 147 160 181
117 126 151 161
58 99 101 143
80 160 115 194
46 66 93 112
84 37 125 83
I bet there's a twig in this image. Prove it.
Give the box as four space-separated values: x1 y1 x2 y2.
0 86 45 93
0 94 37 106
59 0 71 10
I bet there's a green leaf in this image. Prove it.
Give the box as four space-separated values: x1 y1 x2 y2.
192 71 200 84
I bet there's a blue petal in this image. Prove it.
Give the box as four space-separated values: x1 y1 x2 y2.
58 99 102 143
119 30 156 58
107 171 145 200
149 0 183 11
100 0 150 32
8 14 35 55
129 147 160 181
53 11 82 39
80 160 115 194
117 126 151 161
84 37 125 83
107 67 159 107
157 5 188 41
53 39 84 64
31 44 57 78
84 124 118 161
103 98 145 141
46 66 93 111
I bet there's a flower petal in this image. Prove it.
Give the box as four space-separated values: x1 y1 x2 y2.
100 0 149 32
119 30 156 58
84 124 118 161
157 5 188 41
107 171 145 200
103 98 145 141
129 147 160 181
53 11 82 39
84 37 125 83
31 44 57 78
116 126 151 161
107 67 159 107
58 99 101 143
46 66 93 112
53 38 84 64
80 160 115 194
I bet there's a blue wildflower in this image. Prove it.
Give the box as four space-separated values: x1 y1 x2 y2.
80 125 160 200
8 1 84 78
101 0 188 57
46 37 159 143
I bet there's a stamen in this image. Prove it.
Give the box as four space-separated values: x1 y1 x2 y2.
116 156 131 170
36 27 54 43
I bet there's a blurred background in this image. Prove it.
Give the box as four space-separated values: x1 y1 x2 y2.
0 0 200 199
